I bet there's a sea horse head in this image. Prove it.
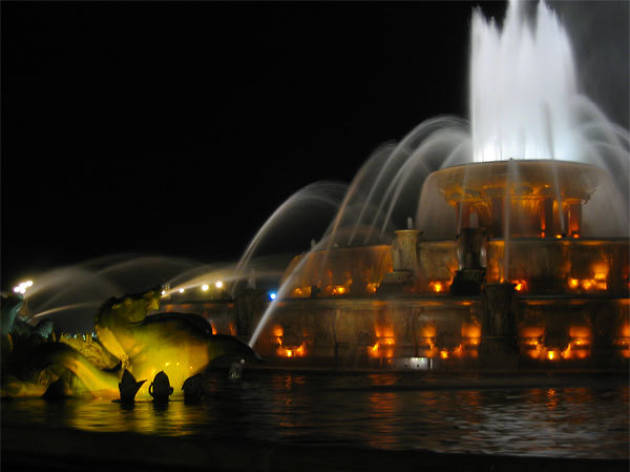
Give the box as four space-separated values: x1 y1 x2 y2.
95 288 161 329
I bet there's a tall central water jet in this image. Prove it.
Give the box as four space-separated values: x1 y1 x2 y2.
471 0 579 162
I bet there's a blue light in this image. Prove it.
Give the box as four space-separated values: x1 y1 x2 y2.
268 291 277 301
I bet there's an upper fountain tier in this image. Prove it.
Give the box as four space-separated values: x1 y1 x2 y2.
429 160 606 239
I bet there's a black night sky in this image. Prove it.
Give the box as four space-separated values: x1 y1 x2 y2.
2 1 628 288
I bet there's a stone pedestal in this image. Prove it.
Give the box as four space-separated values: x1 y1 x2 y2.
451 228 487 296
381 230 421 292
391 229 421 272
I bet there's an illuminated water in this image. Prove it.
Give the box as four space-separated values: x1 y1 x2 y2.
3 372 628 460
471 0 628 168
471 1 577 162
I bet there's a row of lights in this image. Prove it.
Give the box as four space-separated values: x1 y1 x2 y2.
163 272 610 299
161 282 277 302
162 280 226 296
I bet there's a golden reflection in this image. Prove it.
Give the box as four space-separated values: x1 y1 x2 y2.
546 388 559 410
368 373 398 386
367 391 398 449
460 390 481 408
562 387 593 414
66 398 200 436
270 373 292 391
368 391 396 412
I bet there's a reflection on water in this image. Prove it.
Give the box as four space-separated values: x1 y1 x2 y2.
2 372 628 459
367 392 399 449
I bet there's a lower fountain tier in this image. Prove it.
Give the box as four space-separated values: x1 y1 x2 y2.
253 296 629 366
162 295 630 368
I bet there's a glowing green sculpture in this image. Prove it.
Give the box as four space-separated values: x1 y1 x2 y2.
1 289 258 399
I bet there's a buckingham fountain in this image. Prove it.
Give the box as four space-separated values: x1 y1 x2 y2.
2 1 629 398
2 2 629 468
207 2 629 371
242 159 628 371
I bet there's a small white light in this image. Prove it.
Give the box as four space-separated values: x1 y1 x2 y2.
179 288 185 294
201 284 209 292
161 290 167 296
215 281 223 289
13 280 33 295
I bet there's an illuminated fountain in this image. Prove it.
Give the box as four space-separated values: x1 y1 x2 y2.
2 1 628 402
127 1 628 371
241 0 629 369
2 3 628 468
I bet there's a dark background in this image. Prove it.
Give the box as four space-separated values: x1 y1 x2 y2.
2 1 628 288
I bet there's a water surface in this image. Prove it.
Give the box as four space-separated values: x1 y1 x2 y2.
2 372 628 459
